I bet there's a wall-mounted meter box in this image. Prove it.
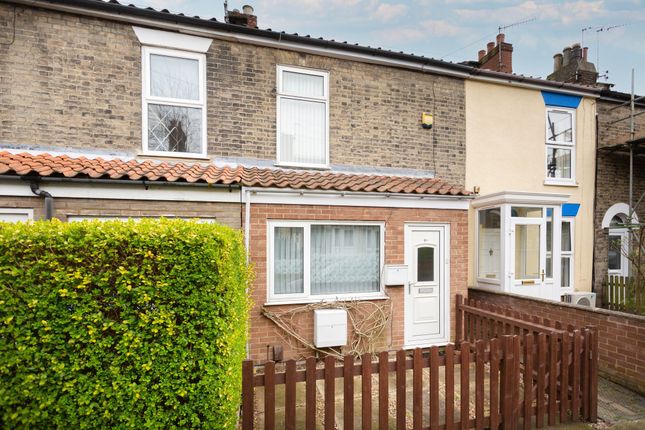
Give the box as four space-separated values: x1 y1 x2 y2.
382 264 408 286
314 309 347 348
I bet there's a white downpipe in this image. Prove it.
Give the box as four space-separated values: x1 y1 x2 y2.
244 188 251 263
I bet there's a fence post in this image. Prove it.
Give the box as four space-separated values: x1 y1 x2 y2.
589 327 598 422
344 354 355 430
242 360 254 430
456 294 463 344
500 335 516 430
265 361 276 430
324 356 335 430
362 353 372 430
285 360 297 430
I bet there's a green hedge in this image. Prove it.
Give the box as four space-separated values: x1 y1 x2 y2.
0 219 250 429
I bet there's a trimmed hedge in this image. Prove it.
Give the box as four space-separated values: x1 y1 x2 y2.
0 219 250 429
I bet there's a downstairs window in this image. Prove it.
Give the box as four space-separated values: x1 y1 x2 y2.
268 221 383 302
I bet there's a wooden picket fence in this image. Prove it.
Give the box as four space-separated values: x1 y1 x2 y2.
240 294 598 429
456 294 598 425
605 275 645 314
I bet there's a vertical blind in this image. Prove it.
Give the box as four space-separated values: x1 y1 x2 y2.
274 227 304 294
278 69 327 165
279 98 326 165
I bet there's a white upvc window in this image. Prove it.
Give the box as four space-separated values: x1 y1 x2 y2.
267 221 384 303
142 46 207 158
560 218 574 290
0 208 33 222
276 65 329 168
545 107 576 184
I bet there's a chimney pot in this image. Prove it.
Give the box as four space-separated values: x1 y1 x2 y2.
582 47 588 61
496 33 505 45
487 41 495 53
478 49 486 60
242 4 254 14
553 53 563 72
562 46 572 66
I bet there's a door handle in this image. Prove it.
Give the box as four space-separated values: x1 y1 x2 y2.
540 269 545 282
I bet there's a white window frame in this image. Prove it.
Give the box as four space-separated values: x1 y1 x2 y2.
141 46 207 158
276 65 330 169
267 220 385 304
0 208 34 222
544 107 576 185
560 218 574 292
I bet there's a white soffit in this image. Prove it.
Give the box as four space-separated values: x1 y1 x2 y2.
471 190 571 208
245 187 470 210
133 26 212 52
0 180 240 203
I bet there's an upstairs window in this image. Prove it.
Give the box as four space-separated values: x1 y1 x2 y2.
142 47 206 157
276 66 329 167
545 107 575 183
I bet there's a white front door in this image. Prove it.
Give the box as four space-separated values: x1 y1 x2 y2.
404 224 449 348
509 216 549 298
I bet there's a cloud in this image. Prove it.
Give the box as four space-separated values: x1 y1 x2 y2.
422 19 461 36
372 18 461 44
454 1 606 25
371 3 408 22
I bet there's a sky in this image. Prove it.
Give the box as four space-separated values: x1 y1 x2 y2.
126 0 645 94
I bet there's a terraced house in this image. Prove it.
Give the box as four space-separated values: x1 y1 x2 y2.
0 0 599 361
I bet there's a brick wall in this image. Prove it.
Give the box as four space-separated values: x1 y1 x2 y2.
594 99 645 296
469 288 645 395
247 204 468 362
0 4 466 184
0 196 241 227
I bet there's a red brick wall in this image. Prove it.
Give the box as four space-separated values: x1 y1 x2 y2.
246 204 468 362
469 288 645 395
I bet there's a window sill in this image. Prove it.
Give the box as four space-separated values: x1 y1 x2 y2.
264 294 389 306
543 179 578 187
274 162 331 171
138 152 210 161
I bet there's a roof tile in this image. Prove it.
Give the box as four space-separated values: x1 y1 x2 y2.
0 151 470 196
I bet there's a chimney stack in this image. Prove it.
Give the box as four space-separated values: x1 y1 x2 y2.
553 53 563 72
226 4 257 28
475 33 513 73
547 44 598 86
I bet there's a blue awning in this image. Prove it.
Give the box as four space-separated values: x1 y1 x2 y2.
542 91 582 109
562 203 580 217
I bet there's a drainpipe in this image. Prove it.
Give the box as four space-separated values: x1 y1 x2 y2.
243 187 251 360
29 181 54 220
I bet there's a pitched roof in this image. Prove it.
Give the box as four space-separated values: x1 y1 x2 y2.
0 151 471 196
32 0 599 95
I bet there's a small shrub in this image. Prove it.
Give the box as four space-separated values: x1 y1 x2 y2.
0 219 250 429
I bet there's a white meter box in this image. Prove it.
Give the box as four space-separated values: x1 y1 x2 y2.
313 309 347 348
382 264 408 286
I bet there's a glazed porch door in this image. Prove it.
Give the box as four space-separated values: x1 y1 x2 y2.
404 224 449 347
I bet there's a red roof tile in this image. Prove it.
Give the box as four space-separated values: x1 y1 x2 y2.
0 151 470 196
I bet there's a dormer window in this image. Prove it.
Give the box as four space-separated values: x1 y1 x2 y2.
141 46 206 157
276 66 329 168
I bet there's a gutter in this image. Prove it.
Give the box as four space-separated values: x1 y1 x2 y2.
242 186 474 200
5 175 240 190
9 0 601 97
